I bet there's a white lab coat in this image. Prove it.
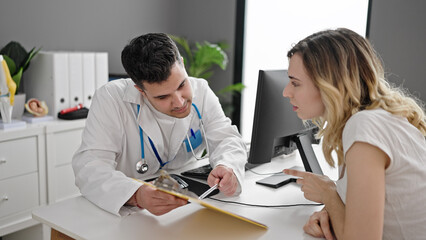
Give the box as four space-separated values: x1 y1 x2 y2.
72 77 247 216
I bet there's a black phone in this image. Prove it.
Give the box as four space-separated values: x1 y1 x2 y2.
255 166 303 188
255 173 297 188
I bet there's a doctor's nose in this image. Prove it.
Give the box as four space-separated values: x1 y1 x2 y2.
171 92 185 107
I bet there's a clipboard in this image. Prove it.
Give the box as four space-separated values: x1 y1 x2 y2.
133 178 268 229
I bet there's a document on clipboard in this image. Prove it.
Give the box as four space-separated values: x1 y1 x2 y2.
133 172 268 229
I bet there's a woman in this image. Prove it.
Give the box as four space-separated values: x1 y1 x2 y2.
283 28 426 239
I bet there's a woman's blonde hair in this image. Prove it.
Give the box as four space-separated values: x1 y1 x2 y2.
287 28 426 167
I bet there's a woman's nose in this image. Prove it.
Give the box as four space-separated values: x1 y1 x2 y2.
283 83 291 98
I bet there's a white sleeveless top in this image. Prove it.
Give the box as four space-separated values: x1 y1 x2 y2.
337 108 426 239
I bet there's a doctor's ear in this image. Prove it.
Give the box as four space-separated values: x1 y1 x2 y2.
134 85 146 96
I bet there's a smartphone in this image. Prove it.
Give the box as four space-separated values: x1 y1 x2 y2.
255 166 303 188
256 173 297 188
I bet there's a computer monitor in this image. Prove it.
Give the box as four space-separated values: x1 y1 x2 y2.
247 70 323 177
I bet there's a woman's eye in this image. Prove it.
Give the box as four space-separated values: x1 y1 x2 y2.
291 82 299 87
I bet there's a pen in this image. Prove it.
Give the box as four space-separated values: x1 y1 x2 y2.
198 183 218 200
190 128 196 139
60 103 83 115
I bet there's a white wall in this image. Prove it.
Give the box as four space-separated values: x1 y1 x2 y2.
240 0 369 141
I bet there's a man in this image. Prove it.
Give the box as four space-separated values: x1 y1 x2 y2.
72 33 247 216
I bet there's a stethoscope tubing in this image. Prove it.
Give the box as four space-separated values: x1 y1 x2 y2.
136 103 209 173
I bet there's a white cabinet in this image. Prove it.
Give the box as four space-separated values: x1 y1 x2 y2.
45 120 85 204
0 126 46 236
0 119 85 237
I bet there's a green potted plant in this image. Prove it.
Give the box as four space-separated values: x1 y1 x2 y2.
169 35 244 118
0 41 41 119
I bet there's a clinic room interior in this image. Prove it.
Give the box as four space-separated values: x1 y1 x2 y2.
0 0 425 240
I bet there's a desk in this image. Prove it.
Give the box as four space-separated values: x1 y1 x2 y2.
32 144 337 240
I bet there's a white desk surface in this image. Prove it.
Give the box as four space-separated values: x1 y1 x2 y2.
33 144 337 240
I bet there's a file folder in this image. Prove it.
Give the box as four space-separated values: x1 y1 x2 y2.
82 52 96 108
95 52 108 89
25 51 109 118
68 52 84 107
25 51 70 117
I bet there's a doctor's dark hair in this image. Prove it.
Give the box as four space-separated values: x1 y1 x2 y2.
287 28 425 167
121 33 183 88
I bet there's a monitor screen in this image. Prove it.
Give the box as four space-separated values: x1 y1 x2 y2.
247 69 322 174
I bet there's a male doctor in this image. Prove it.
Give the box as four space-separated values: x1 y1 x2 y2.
72 33 247 216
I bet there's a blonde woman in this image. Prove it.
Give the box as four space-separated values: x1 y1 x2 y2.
283 28 426 239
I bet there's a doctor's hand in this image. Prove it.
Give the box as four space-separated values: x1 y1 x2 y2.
208 165 238 196
134 185 187 216
304 208 335 240
283 169 336 203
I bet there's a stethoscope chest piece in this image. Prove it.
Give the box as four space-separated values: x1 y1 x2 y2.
136 160 149 174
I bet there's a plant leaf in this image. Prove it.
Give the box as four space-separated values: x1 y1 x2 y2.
169 36 229 80
217 41 229 50
199 71 213 80
217 83 245 95
23 47 41 71
0 41 28 70
193 42 228 73
12 67 23 90
2 55 17 76
169 35 193 64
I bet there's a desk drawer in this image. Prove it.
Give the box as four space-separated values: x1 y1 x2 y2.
0 173 39 218
0 137 38 180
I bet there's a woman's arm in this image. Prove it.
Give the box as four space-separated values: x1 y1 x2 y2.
284 141 388 239
341 141 388 239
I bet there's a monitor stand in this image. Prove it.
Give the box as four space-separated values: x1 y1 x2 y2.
255 133 323 188
293 133 323 175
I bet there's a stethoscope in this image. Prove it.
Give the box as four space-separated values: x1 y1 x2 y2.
135 103 210 174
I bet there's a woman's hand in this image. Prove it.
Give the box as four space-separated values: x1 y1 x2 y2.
304 209 335 240
283 169 336 203
283 169 337 239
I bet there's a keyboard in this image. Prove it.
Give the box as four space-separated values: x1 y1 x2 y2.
181 164 212 180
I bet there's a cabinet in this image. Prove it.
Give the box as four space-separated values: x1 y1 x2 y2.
0 119 85 236
45 120 85 204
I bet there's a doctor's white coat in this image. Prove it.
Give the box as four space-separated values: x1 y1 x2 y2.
72 77 247 215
